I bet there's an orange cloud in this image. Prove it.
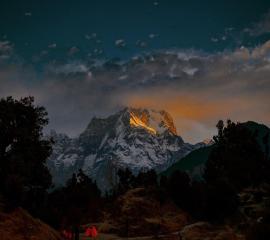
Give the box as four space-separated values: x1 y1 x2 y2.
125 89 270 142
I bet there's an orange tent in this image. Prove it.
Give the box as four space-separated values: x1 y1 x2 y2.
85 226 98 238
92 226 98 237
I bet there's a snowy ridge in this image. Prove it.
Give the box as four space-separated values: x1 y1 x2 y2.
47 107 206 192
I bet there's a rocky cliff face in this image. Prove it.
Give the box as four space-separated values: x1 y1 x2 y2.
47 108 205 192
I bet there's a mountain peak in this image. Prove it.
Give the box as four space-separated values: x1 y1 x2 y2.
124 107 177 135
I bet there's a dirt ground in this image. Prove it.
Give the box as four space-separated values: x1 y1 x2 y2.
79 232 181 240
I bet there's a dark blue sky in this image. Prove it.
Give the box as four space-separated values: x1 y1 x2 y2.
1 0 270 63
1 0 270 141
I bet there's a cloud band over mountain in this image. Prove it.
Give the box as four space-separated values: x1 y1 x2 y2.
1 38 270 143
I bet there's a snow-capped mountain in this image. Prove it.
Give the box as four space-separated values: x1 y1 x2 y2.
47 107 206 191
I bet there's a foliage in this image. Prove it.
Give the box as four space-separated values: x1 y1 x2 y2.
166 170 191 209
204 120 270 190
0 96 52 211
45 169 101 230
116 168 136 194
115 168 158 196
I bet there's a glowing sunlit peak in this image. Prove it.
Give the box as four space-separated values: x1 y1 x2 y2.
129 112 157 134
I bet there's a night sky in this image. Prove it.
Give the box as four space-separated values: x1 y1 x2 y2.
1 0 270 142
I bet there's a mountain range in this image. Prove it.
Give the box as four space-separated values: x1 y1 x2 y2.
47 107 208 192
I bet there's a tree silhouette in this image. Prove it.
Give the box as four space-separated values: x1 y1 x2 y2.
167 170 191 209
46 169 101 235
263 132 269 160
0 96 52 210
204 120 270 190
135 169 158 188
117 168 136 194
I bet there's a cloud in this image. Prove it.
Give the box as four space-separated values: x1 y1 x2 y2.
93 48 103 55
136 40 147 48
246 10 270 36
115 39 126 48
0 41 14 61
68 46 80 55
0 41 13 53
46 62 90 75
211 37 218 43
24 12 32 17
85 34 91 40
221 36 227 41
182 67 198 76
41 50 48 56
1 41 270 143
149 33 158 39
48 43 57 49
